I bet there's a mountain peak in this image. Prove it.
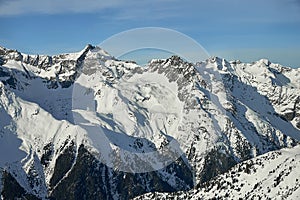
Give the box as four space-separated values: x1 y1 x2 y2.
80 44 113 60
84 43 95 50
1 45 300 199
256 58 271 66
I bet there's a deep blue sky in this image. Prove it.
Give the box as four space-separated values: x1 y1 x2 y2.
0 0 299 67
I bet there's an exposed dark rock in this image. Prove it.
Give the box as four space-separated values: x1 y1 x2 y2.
0 67 10 77
0 57 4 66
59 80 74 88
1 171 40 200
281 112 295 121
3 75 17 89
200 147 236 184
50 141 76 188
41 142 54 167
296 121 300 129
50 144 193 200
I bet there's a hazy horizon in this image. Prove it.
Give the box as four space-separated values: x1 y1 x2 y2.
0 0 299 68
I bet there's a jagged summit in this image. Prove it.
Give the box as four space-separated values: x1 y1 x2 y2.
0 45 300 199
256 58 271 66
80 44 113 58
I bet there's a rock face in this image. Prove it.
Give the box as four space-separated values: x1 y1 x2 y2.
0 45 299 199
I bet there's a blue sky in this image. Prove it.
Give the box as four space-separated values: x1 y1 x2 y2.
0 0 300 67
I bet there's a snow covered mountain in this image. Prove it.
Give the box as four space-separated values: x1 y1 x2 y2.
0 45 299 199
134 144 300 200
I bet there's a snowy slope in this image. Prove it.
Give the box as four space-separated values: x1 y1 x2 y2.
134 144 300 200
0 45 300 199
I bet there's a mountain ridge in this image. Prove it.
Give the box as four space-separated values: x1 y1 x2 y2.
0 45 299 199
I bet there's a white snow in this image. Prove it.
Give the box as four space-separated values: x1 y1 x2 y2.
1 45 300 198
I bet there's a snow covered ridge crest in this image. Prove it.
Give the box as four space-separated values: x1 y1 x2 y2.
134 144 300 200
0 45 300 199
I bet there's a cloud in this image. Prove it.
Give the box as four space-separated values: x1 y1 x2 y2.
0 0 125 15
1 0 300 27
0 0 178 16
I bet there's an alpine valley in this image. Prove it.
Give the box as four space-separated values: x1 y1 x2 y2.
0 45 299 200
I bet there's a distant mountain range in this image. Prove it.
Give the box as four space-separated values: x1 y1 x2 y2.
0 45 299 199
